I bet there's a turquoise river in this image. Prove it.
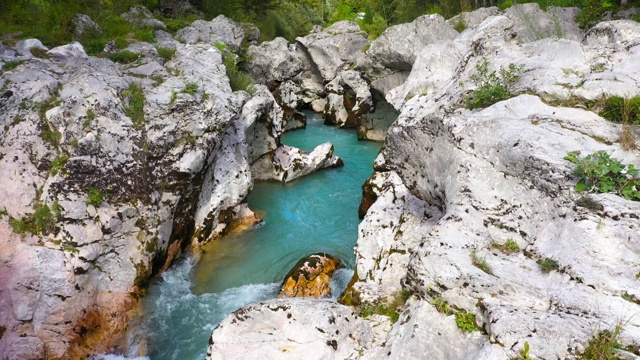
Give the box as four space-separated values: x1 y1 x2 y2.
127 111 383 360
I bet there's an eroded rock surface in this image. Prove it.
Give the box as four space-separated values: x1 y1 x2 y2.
280 253 344 298
207 298 374 360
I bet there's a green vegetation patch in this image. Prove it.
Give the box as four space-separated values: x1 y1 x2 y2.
357 290 411 324
493 239 520 254
579 325 622 360
538 257 560 273
50 154 69 175
9 201 61 236
87 187 108 207
565 150 640 201
471 249 493 275
122 82 145 129
600 96 640 125
107 50 140 64
466 59 524 110
455 310 478 333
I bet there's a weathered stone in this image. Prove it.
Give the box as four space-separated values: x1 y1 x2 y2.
121 6 167 30
280 253 344 298
251 143 343 183
207 298 374 360
175 15 245 51
296 21 369 82
366 14 458 71
247 37 304 90
71 14 103 40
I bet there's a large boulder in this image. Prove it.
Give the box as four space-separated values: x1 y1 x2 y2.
121 6 167 30
207 298 374 360
71 14 103 40
175 15 246 51
366 14 458 71
296 21 370 83
251 143 343 183
324 70 372 128
280 253 344 298
0 39 255 357
246 37 304 90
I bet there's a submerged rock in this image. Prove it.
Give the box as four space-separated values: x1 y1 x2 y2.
279 253 344 298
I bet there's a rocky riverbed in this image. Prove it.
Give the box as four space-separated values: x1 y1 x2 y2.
1 3 639 359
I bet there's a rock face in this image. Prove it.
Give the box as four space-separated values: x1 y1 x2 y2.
246 37 304 91
71 14 103 40
279 253 344 298
251 143 343 183
209 6 640 360
122 6 167 30
207 298 374 360
175 15 246 50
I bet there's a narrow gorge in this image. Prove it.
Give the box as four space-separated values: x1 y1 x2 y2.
1 3 639 360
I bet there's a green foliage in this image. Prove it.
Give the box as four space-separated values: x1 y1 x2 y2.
467 59 524 109
518 341 533 360
357 290 411 323
600 96 640 125
455 310 478 333
9 202 60 235
50 154 69 175
156 46 176 62
169 90 177 105
219 48 255 93
576 0 616 28
471 250 493 275
493 239 520 254
565 150 640 201
181 82 198 95
538 258 560 273
87 187 108 207
575 196 604 211
107 50 140 64
431 296 451 315
579 325 622 360
30 47 49 59
2 61 24 73
122 82 145 129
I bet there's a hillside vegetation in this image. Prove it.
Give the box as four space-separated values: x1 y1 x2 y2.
1 0 639 48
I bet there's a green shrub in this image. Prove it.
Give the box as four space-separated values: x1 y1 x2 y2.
466 59 524 109
471 250 493 275
357 290 411 324
50 154 69 175
493 239 520 254
87 187 108 207
219 48 255 93
107 50 140 64
30 47 49 59
181 82 198 95
9 202 60 235
579 325 622 360
431 296 451 315
122 82 145 129
565 150 640 201
600 96 640 125
538 258 560 273
156 46 176 62
455 310 478 333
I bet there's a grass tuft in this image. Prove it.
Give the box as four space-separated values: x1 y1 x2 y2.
538 258 559 273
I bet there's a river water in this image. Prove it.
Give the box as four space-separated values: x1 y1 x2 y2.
133 112 382 360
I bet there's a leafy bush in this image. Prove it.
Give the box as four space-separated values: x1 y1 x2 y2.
579 325 622 360
122 82 145 129
219 47 255 93
181 82 198 95
538 258 559 273
9 202 60 235
565 150 640 201
601 96 640 125
87 187 108 207
107 50 140 64
493 239 520 254
455 310 478 333
466 59 524 109
471 250 493 275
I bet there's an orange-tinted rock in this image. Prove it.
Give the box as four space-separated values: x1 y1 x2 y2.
279 253 343 298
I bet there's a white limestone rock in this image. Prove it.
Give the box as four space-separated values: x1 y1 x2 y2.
247 37 304 90
175 15 245 51
251 143 343 183
207 298 374 360
366 14 458 71
296 21 369 82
